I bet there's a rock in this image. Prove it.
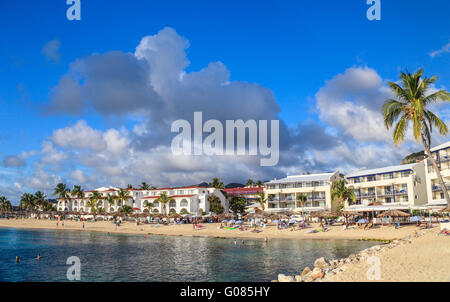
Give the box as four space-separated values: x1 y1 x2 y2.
314 257 329 269
301 267 312 276
311 268 325 280
349 253 357 259
271 280 278 282
278 274 294 282
295 275 303 282
370 245 381 251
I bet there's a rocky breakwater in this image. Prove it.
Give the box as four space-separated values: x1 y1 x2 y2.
273 230 425 282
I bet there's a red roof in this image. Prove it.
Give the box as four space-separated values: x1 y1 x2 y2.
141 194 196 199
223 187 264 195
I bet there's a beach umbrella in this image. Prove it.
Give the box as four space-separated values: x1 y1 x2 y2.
244 213 264 219
218 213 236 220
282 211 298 216
377 210 410 218
439 207 450 213
309 211 337 218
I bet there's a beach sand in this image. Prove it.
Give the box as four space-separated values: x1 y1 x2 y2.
0 218 419 240
324 229 450 282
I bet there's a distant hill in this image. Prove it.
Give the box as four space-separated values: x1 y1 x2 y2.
225 183 245 189
196 182 209 187
401 151 427 164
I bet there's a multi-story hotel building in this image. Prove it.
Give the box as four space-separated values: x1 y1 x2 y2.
345 162 428 211
57 185 228 215
424 141 450 208
264 172 341 212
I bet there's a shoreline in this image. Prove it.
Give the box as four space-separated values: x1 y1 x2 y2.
0 218 419 241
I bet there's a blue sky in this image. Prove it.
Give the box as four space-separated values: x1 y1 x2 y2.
1 0 450 201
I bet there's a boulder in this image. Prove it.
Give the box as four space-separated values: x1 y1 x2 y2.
301 266 312 276
314 257 329 269
278 274 294 282
311 268 325 280
302 275 313 282
295 275 303 282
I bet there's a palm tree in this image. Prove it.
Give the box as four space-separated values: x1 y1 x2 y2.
296 193 308 220
119 205 133 216
256 180 264 187
34 191 47 210
88 191 101 214
209 178 224 189
117 189 131 210
382 68 450 206
53 183 70 209
126 184 134 189
256 191 267 211
156 192 173 216
105 194 117 213
139 182 151 190
143 200 154 213
331 179 356 213
20 193 36 211
0 196 12 212
246 179 254 187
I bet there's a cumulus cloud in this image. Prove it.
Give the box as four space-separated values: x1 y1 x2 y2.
9 28 444 198
41 39 61 64
1 151 34 168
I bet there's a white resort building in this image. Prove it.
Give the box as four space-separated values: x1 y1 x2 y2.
264 172 341 212
424 141 450 209
57 185 228 216
345 163 428 212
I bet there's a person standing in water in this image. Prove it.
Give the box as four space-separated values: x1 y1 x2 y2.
37 254 41 260
16 256 21 263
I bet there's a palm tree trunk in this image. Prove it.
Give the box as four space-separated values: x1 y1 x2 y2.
421 134 450 207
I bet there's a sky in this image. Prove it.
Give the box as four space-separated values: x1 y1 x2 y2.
1 0 450 202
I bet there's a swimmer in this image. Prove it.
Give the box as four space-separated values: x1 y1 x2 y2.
37 254 41 260
16 256 21 263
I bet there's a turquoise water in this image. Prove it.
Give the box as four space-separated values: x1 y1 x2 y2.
0 227 377 282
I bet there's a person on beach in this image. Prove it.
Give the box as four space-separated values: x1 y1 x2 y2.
82 222 85 229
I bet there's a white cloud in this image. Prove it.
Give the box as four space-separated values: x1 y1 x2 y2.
41 39 61 63
430 40 450 58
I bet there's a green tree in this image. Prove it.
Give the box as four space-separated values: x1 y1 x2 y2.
256 191 267 211
119 205 133 216
246 179 254 187
0 196 12 212
88 191 101 213
139 182 151 190
105 193 117 213
209 178 224 189
208 194 224 214
156 192 173 216
53 183 70 209
255 180 263 187
229 196 247 214
331 180 356 212
117 189 131 209
20 193 36 211
143 200 154 212
383 69 450 206
34 191 47 210
296 193 308 220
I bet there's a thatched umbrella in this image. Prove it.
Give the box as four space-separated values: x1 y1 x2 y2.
439 207 450 213
281 211 298 216
269 213 289 220
244 212 264 219
309 210 337 218
218 213 236 220
169 213 182 219
378 210 410 226
377 210 410 217
368 202 383 206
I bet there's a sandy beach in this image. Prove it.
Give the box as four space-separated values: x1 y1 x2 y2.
0 218 420 241
323 229 450 282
